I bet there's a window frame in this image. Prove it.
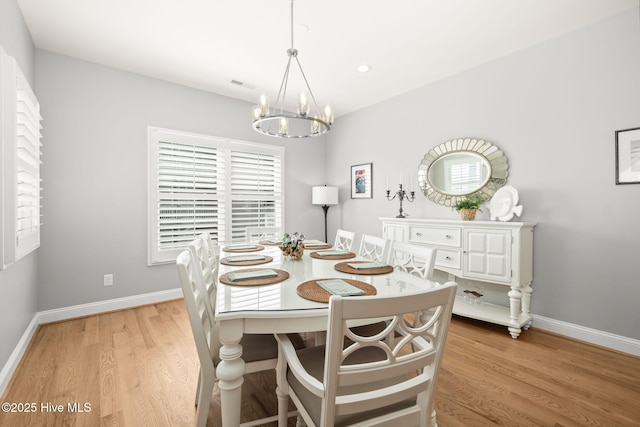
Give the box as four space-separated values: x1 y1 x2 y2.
147 126 285 265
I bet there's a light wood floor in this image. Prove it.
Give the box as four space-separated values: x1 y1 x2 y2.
1 299 639 426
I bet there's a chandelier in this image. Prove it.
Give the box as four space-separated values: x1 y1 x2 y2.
252 0 333 138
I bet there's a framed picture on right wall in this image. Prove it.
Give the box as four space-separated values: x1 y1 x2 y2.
615 127 640 185
351 163 372 198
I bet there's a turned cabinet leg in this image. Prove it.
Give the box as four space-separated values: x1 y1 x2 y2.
508 326 522 339
508 287 523 339
521 282 533 318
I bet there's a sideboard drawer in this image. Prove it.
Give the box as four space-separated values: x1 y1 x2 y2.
435 248 461 270
410 226 461 247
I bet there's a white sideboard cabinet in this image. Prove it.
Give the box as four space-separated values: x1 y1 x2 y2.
381 217 536 338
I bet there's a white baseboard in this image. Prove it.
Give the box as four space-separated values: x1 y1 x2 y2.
0 288 183 396
532 314 640 357
37 288 183 324
0 315 40 398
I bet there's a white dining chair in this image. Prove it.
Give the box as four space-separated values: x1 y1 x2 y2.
275 282 458 427
178 246 304 427
389 241 438 281
245 226 283 242
333 229 359 251
189 233 219 314
357 234 392 263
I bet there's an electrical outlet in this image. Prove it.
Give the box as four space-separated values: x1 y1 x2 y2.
104 274 113 287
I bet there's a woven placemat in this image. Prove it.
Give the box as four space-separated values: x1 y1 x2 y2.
220 256 273 266
259 240 282 246
303 244 332 250
222 245 265 253
297 278 377 303
334 261 394 275
219 268 289 286
310 251 356 260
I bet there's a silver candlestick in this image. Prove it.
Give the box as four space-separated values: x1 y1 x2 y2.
386 184 415 218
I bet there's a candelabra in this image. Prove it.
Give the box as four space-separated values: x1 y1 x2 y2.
386 184 415 218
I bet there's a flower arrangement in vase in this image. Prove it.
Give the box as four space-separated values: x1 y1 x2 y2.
280 232 305 259
453 194 486 221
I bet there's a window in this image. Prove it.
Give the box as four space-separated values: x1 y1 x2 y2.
1 48 42 269
445 157 484 195
148 127 284 265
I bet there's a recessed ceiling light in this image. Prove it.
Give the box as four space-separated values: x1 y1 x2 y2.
356 64 372 73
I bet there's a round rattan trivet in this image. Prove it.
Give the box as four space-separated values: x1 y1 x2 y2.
309 251 356 260
222 245 265 253
334 261 394 275
220 256 273 266
297 278 377 303
219 268 289 286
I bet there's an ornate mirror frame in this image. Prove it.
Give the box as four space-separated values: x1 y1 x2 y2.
418 138 509 207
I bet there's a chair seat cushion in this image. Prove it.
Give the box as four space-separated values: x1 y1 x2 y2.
287 345 416 427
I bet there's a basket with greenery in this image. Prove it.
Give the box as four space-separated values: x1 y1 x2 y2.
453 194 486 220
280 232 305 259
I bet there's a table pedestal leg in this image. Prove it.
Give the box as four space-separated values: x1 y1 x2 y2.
218 326 245 427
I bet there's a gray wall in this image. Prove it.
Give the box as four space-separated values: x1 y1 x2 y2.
0 0 38 374
35 51 327 311
326 8 640 339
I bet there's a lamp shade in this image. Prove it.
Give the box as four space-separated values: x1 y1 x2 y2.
312 186 339 206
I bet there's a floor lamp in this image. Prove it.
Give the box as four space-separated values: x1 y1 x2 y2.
312 185 339 243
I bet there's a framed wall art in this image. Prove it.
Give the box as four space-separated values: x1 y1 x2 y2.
615 127 640 185
351 163 372 199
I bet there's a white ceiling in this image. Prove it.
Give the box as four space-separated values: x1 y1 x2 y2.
17 0 638 117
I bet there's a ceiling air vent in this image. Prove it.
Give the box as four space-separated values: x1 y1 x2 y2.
230 79 256 90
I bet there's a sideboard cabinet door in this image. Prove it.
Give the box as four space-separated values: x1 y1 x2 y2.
464 228 512 283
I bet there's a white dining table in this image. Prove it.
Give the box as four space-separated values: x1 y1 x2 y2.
215 243 440 427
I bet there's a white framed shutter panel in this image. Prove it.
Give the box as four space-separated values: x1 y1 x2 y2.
229 150 282 242
15 69 42 259
1 48 42 266
152 139 226 262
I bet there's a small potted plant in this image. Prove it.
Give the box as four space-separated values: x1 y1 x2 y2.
280 232 305 259
453 194 485 221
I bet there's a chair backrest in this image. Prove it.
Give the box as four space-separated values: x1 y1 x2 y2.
188 234 219 319
245 226 283 242
357 234 391 263
176 250 216 377
333 229 359 251
389 241 437 281
321 282 457 426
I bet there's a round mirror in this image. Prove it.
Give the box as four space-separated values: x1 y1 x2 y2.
418 138 508 206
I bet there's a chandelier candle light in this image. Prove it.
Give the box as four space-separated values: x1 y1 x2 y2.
252 0 333 138
386 171 415 218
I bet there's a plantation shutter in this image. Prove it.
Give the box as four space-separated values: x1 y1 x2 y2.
14 69 42 260
1 47 42 268
148 127 284 265
149 133 226 264
447 159 483 194
229 150 282 242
